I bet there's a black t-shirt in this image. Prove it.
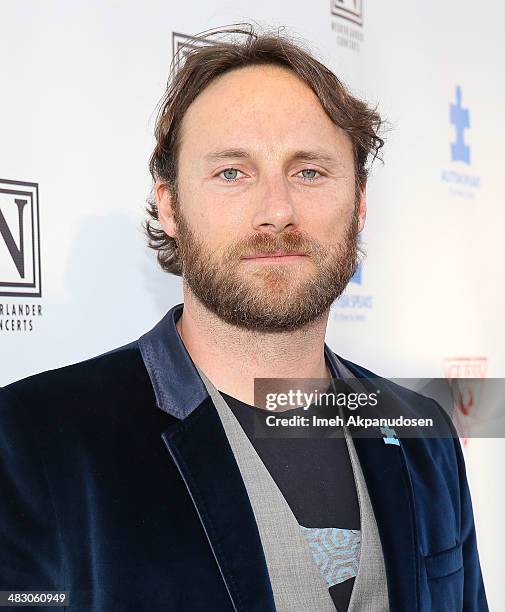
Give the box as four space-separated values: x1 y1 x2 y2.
219 388 361 612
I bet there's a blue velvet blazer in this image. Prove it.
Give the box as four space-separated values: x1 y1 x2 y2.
0 303 488 611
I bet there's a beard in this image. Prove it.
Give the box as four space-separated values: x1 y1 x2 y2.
173 201 362 332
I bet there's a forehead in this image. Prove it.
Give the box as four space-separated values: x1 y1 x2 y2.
178 64 352 163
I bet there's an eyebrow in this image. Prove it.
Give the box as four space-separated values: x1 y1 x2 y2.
203 147 340 166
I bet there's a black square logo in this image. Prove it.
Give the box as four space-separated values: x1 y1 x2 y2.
331 0 364 26
0 179 41 297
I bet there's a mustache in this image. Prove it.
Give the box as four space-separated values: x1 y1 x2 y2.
225 230 319 260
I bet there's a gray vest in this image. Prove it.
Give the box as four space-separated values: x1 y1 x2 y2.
196 364 390 612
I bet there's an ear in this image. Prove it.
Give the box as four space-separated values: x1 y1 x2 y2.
154 178 177 238
357 179 367 233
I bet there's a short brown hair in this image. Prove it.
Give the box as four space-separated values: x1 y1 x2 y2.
144 23 385 276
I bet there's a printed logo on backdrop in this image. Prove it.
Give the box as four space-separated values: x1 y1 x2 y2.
0 178 43 332
331 248 373 322
172 32 213 67
444 356 488 445
330 0 364 53
440 86 481 199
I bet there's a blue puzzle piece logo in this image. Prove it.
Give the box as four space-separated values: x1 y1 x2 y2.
450 86 470 164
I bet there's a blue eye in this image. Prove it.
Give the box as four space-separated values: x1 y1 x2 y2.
298 168 320 181
220 168 242 182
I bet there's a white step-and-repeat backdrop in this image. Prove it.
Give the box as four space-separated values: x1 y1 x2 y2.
1 1 503 607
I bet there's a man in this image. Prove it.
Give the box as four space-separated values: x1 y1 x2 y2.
0 25 488 611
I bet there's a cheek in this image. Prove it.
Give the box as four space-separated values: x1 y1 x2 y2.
188 209 243 255
193 196 252 242
300 201 353 244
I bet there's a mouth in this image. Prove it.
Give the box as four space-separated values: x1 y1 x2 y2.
240 252 308 263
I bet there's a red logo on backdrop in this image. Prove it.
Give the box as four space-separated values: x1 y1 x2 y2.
444 356 488 444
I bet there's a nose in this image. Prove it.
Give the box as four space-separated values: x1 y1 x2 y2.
251 173 299 234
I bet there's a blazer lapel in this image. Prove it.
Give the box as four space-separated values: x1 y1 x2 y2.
138 304 275 611
161 396 276 612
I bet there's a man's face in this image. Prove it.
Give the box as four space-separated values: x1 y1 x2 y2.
157 64 366 331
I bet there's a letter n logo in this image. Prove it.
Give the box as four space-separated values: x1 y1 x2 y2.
0 179 41 297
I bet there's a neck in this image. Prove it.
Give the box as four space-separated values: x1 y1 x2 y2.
176 287 331 407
